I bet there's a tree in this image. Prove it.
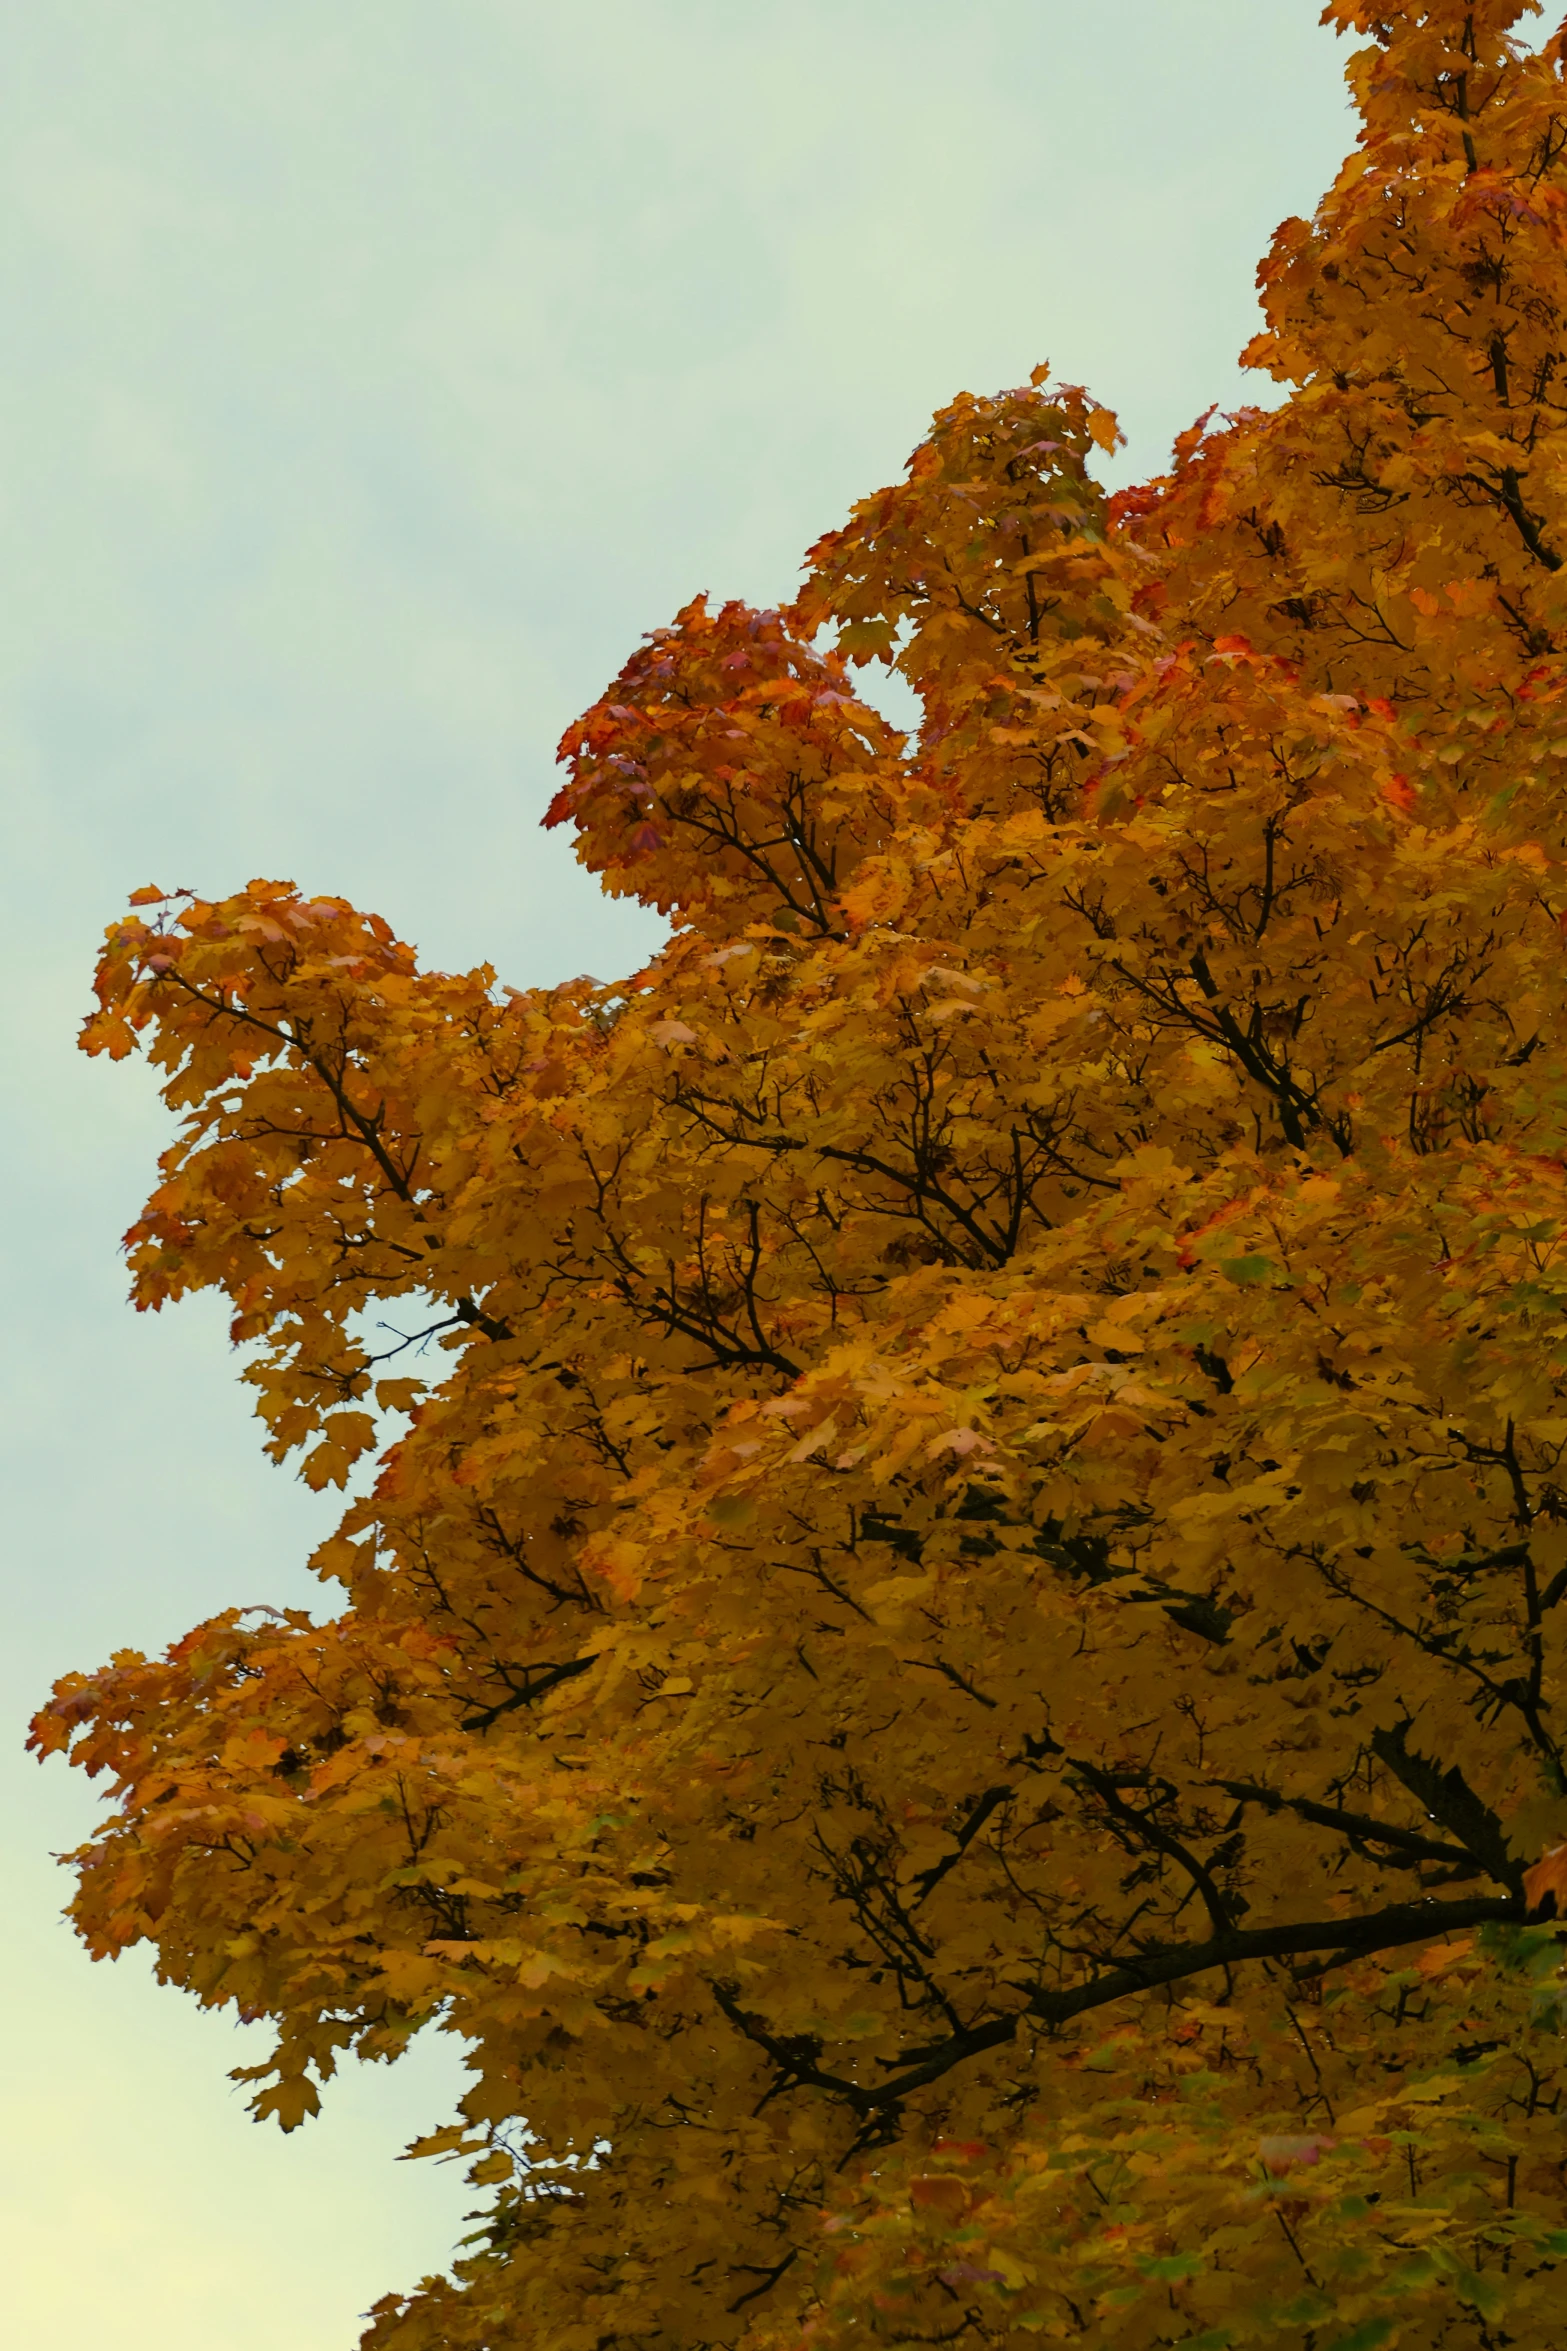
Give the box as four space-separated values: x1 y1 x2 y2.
33 3 1567 2343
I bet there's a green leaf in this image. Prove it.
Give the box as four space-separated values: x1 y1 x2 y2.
1327 2323 1395 2351
1219 1254 1276 1287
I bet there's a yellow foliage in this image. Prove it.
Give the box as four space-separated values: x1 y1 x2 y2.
33 6 1567 2346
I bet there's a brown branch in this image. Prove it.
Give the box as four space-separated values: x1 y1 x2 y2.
713 1891 1523 2126
459 1654 599 1733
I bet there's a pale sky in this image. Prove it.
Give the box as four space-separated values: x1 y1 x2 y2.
2 5 1357 2343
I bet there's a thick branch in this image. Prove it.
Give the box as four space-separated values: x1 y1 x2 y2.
1213 1777 1482 1876
459 1654 598 1732
713 1891 1523 2124
1370 1723 1524 1892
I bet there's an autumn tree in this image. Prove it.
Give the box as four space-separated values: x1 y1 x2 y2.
36 4 1567 2344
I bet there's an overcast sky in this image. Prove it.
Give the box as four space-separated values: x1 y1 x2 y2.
2 5 1359 2343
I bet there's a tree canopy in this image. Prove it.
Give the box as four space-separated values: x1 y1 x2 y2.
35 5 1567 2345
